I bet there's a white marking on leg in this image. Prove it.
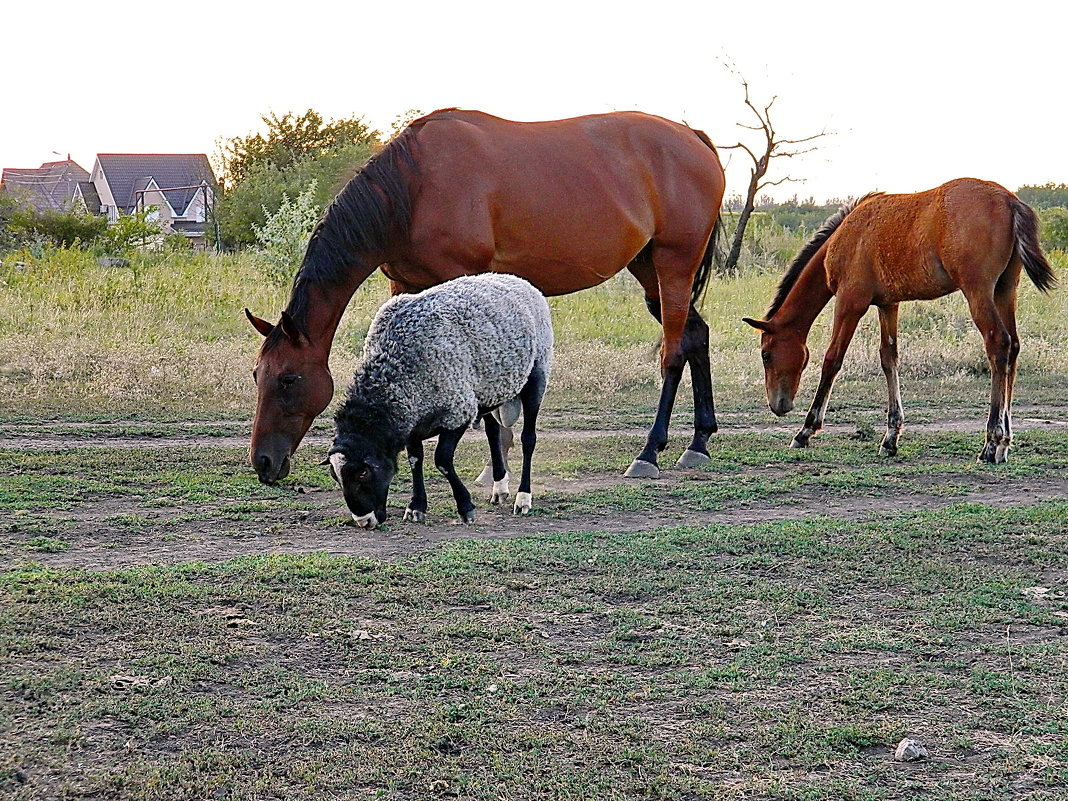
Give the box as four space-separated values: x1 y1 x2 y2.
491 476 510 504
513 491 532 516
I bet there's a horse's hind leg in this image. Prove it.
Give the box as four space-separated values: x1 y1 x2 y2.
877 304 905 457
625 253 714 477
514 364 548 515
475 420 512 486
965 290 1014 463
992 269 1022 462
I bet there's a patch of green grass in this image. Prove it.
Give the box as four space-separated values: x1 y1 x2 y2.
21 535 69 553
2 501 1065 799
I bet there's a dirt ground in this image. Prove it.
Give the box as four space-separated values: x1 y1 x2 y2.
7 404 1067 572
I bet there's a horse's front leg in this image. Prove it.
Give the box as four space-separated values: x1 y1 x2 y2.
434 425 476 523
792 299 867 449
404 438 428 523
877 304 905 457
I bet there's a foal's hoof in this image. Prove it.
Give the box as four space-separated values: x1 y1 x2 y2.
624 459 660 479
459 509 477 525
403 507 426 523
513 492 532 516
676 449 711 469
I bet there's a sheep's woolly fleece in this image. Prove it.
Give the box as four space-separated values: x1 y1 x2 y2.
340 274 553 436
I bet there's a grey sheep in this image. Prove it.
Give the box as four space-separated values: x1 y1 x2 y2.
328 274 553 528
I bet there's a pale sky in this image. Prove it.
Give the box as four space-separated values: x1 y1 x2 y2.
4 0 1064 202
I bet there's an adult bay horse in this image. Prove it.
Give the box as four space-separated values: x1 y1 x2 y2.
743 178 1054 463
246 109 726 483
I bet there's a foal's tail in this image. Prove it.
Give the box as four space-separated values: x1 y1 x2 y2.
1010 197 1056 293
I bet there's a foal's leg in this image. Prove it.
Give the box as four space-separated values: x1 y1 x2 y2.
965 291 1014 463
514 365 548 515
434 425 477 523
993 278 1022 463
792 298 868 448
877 304 905 457
482 413 511 504
404 438 428 523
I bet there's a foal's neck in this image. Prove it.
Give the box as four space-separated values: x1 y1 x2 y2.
771 258 834 337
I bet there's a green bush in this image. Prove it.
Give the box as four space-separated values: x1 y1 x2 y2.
7 207 108 249
1038 207 1068 252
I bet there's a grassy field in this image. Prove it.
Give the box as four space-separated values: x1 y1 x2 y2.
0 246 1066 799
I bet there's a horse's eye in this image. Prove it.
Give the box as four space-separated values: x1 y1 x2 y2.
761 351 772 365
280 374 300 387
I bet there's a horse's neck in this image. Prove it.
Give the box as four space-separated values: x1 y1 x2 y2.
285 253 380 356
772 258 833 336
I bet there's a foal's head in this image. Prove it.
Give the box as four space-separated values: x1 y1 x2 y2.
743 317 810 417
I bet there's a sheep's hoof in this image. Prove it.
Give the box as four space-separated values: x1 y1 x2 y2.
490 477 510 504
459 509 476 524
513 492 532 516
624 459 660 479
676 449 710 469
403 507 426 523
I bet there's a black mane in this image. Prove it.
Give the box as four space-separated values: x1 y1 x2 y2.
766 193 881 318
267 121 426 346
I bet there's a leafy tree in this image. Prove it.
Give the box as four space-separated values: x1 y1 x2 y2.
6 207 108 248
94 209 164 256
220 109 379 185
253 180 321 284
214 139 377 248
1016 183 1068 210
1038 207 1068 251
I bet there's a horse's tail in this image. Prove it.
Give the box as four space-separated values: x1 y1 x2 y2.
1009 197 1056 293
690 127 725 307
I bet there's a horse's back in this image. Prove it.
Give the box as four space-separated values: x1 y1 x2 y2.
826 179 1018 302
398 110 724 293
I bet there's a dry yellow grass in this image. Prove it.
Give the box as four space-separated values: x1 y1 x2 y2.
0 245 1064 418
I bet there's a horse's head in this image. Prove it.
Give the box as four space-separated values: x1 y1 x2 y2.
743 317 809 417
325 435 398 530
246 309 334 484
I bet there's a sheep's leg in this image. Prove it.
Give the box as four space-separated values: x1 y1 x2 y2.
404 438 428 523
482 413 510 504
475 421 513 486
514 366 548 516
435 425 477 524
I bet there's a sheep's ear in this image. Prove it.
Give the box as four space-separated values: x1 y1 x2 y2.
245 308 274 337
742 317 773 333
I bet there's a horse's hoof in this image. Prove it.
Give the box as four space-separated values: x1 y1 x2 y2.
676 449 711 469
513 492 532 516
624 459 660 479
789 438 808 449
474 465 494 486
403 508 426 523
995 444 1010 463
878 443 897 458
459 509 476 524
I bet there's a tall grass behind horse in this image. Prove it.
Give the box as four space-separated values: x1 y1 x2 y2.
246 109 726 484
743 178 1055 462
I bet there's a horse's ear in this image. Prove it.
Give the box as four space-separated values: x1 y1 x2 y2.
245 308 275 338
742 317 773 333
279 311 302 342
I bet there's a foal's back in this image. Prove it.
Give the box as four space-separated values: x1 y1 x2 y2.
825 178 1018 305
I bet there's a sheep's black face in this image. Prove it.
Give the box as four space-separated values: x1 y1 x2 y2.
326 441 397 530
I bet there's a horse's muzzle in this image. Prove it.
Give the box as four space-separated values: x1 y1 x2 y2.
254 452 291 484
770 397 794 417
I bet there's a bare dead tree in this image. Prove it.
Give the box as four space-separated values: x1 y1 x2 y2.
720 80 830 275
